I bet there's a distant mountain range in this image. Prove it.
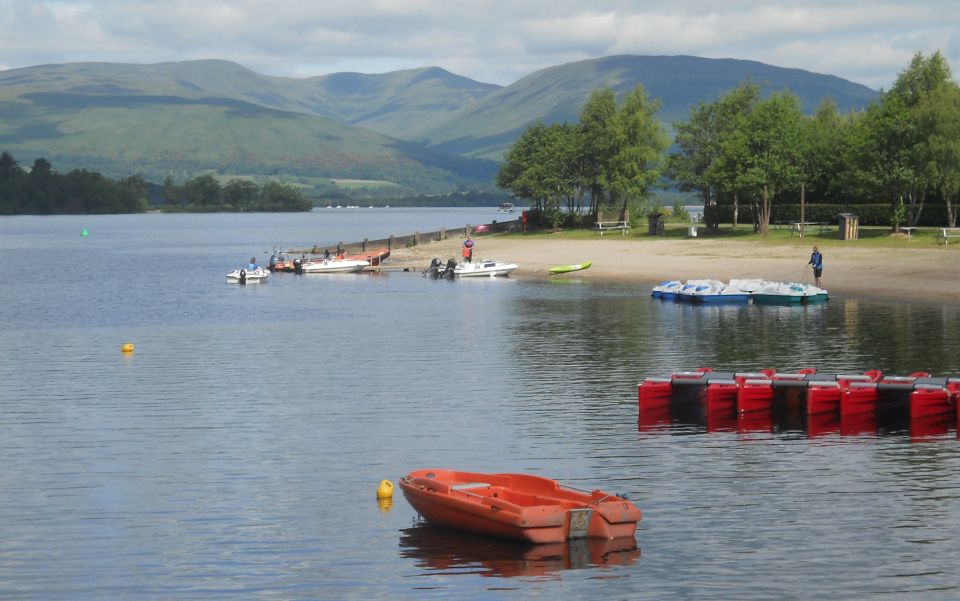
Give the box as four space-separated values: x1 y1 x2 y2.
0 56 879 193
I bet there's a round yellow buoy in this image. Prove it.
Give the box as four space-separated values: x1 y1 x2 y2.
120 343 135 353
376 479 394 499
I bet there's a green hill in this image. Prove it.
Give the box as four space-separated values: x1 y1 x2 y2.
306 67 501 137
0 56 880 189
0 60 498 191
405 55 880 159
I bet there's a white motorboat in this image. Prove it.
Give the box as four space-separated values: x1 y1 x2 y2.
453 259 518 277
297 258 369 273
226 267 270 284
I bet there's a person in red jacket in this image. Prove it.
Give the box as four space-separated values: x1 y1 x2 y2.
462 236 474 262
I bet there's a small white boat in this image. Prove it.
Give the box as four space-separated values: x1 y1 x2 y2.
226 267 270 284
298 258 369 273
752 281 829 304
675 279 713 302
454 259 518 278
651 280 683 299
498 202 516 213
727 278 765 294
678 279 751 303
753 281 805 304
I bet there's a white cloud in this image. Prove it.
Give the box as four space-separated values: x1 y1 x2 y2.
0 0 957 89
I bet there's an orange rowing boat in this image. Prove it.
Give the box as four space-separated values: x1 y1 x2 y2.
399 468 641 544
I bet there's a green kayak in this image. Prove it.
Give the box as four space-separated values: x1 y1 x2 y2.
549 261 592 275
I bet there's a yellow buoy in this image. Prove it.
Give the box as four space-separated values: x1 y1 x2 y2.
120 343 135 353
376 479 394 499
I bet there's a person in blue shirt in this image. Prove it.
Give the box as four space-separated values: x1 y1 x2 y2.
808 246 823 287
247 257 259 271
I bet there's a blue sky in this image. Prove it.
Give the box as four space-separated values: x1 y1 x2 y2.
1 0 958 89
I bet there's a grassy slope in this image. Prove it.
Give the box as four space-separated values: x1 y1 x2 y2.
0 61 497 188
304 67 501 137
0 56 880 185
406 55 881 159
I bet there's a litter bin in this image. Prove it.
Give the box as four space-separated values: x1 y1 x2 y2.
839 213 859 240
648 213 663 236
687 225 698 238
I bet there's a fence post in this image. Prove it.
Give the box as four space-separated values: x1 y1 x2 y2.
363 238 368 251
389 235 394 250
414 231 420 246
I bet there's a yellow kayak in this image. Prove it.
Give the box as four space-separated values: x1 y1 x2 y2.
549 261 592 275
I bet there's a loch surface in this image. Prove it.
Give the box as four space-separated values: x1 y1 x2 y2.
2 210 959 600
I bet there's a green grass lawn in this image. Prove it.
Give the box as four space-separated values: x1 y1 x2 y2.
511 222 960 249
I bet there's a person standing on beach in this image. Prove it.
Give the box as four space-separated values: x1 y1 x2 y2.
463 236 474 262
808 246 823 288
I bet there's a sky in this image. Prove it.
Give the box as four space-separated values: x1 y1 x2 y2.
1 0 958 90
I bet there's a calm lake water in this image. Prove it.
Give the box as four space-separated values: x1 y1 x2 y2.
2 209 960 600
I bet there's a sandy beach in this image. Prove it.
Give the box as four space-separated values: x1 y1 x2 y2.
387 233 960 306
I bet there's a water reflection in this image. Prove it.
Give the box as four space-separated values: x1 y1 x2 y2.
399 525 640 578
639 402 957 442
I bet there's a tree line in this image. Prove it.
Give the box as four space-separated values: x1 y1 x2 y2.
159 175 312 212
0 151 315 214
498 51 960 232
0 152 148 215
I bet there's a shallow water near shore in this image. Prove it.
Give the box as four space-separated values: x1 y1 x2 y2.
2 210 960 600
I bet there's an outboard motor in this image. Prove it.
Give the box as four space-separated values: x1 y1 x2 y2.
444 258 457 280
238 269 247 285
424 258 442 278
293 258 303 274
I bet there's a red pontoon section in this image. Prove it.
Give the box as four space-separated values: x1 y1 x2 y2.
637 367 958 437
737 379 774 414
910 386 953 418
806 383 842 415
705 380 738 414
842 383 879 416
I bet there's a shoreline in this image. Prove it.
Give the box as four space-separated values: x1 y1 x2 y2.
386 233 960 307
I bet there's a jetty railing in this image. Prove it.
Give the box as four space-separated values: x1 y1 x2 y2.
295 217 523 256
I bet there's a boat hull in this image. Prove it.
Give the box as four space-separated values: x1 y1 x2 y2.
399 469 640 544
226 268 270 283
454 261 518 277
299 259 369 273
693 293 751 303
753 293 803 304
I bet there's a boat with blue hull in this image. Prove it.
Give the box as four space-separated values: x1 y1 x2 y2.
651 280 683 299
753 281 828 304
653 279 827 305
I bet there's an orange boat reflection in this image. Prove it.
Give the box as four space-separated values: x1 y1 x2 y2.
399 525 640 578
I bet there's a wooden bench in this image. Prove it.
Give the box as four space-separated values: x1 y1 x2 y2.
593 221 630 236
789 222 831 237
937 228 960 244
